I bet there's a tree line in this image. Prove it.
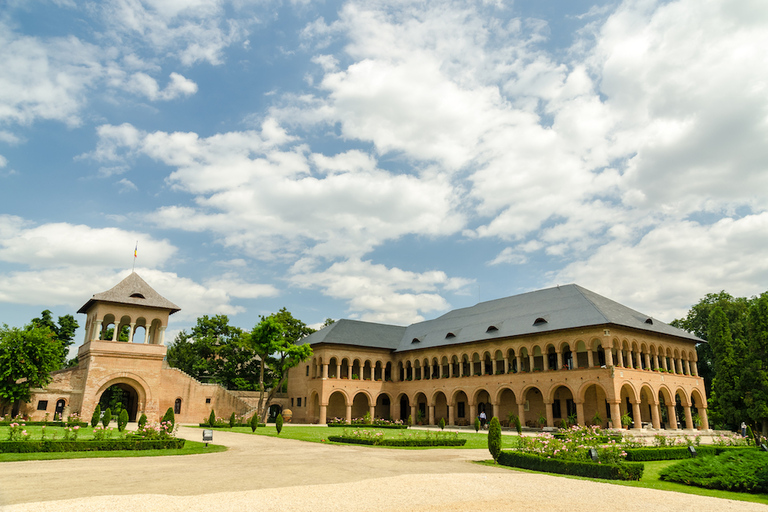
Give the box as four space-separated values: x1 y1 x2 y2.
672 291 768 436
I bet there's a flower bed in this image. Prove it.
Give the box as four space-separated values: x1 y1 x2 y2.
0 421 88 427
497 450 643 480
327 428 464 446
326 423 407 429
198 422 266 428
326 417 407 428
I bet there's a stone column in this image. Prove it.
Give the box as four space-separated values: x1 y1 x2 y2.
319 405 327 425
322 364 329 379
492 359 498 375
93 319 103 341
410 405 417 424
545 401 554 427
556 351 563 370
448 404 455 426
347 366 352 379
345 404 352 424
661 356 668 371
503 357 509 374
609 401 622 429
605 347 614 366
128 322 136 343
112 325 119 341
369 405 376 421
587 350 594 368
528 354 534 372
143 328 150 344
668 405 678 429
158 326 166 345
683 405 693 430
617 348 624 367
692 362 699 377
336 363 341 379
653 353 659 370
636 351 642 369
685 360 692 375
700 408 710 430
517 403 526 428
515 355 522 373
644 353 651 370
428 405 435 425
394 400 401 421
631 401 642 430
651 402 661 429
576 401 585 426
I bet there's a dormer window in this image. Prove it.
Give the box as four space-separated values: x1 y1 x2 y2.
645 318 653 325
533 317 548 326
486 326 498 333
445 332 456 339
411 337 421 344
130 293 146 299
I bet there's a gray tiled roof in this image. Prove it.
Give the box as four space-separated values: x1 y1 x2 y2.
299 284 701 352
298 319 405 350
396 284 700 352
77 272 181 314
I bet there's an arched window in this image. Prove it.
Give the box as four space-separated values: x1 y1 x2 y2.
174 398 182 414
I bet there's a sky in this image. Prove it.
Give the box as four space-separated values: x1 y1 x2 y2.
1 0 767 352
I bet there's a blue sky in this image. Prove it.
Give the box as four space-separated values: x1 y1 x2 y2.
1 0 767 350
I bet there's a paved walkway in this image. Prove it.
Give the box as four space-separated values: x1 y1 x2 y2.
1 427 766 512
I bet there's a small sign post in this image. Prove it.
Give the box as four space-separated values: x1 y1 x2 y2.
688 446 697 458
203 429 213 447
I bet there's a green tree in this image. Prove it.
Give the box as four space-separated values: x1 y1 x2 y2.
707 306 745 429
91 404 101 428
250 412 259 432
208 409 216 427
275 413 283 434
248 314 313 423
162 407 175 430
138 413 147 429
30 310 79 368
229 412 236 428
0 324 63 414
744 293 768 436
488 416 501 462
118 409 129 431
101 408 112 427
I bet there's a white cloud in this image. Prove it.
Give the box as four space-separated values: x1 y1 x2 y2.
117 178 138 192
550 213 768 321
289 258 474 324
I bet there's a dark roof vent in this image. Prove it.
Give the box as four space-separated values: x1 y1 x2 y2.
411 337 421 344
486 325 499 333
130 292 146 299
533 317 548 326
645 318 653 325
445 332 456 339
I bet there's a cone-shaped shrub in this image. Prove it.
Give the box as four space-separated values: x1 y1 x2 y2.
514 415 522 435
138 413 147 429
276 413 284 434
474 417 481 432
101 408 112 428
208 409 216 427
91 405 101 428
438 417 446 430
488 416 501 462
229 412 236 428
250 413 259 432
118 409 129 432
162 407 175 430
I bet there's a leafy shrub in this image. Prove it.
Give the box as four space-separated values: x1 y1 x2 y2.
91 405 101 428
474 417 481 432
208 409 216 428
438 417 446 430
625 446 752 461
328 430 465 447
407 415 413 427
498 451 643 481
250 413 259 432
138 413 147 430
162 408 175 430
488 417 501 462
660 450 768 493
101 408 112 428
513 415 522 435
0 439 185 453
276 413 283 434
229 412 236 428
118 409 129 432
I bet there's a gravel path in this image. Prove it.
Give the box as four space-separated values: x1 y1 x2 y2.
1 427 766 512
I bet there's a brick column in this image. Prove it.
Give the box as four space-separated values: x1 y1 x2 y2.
545 401 554 427
605 347 614 366
609 401 621 429
700 408 710 430
322 364 328 379
575 401 585 426
319 405 327 425
631 401 642 430
428 405 435 425
651 402 661 429
668 404 678 429
556 351 563 370
617 348 624 367
517 403 526 428
448 404 455 426
345 404 352 424
683 405 693 430
503 357 509 374
369 405 375 422
587 350 594 368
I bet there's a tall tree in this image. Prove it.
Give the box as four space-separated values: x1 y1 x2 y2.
30 309 79 369
744 293 768 435
0 324 63 415
707 306 746 429
249 314 313 422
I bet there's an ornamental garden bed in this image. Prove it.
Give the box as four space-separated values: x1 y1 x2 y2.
328 429 464 447
327 423 408 429
0 438 185 453
497 450 643 481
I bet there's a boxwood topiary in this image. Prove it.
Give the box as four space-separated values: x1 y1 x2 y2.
162 407 175 430
208 409 216 428
138 413 147 430
91 405 101 428
250 413 259 432
276 413 284 434
229 412 236 428
488 416 501 462
101 408 112 428
438 417 446 430
118 409 129 432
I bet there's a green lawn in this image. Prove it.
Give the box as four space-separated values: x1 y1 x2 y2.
195 424 518 449
0 425 227 461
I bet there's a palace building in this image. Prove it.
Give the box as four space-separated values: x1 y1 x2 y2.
286 284 709 431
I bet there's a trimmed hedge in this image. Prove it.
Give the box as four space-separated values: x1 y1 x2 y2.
327 423 408 429
553 433 622 443
625 446 755 461
197 423 266 428
327 436 466 447
0 421 88 427
0 438 185 453
497 450 644 481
